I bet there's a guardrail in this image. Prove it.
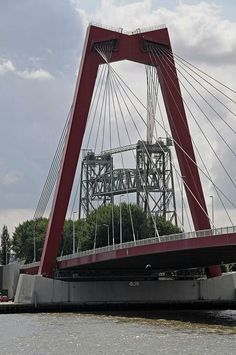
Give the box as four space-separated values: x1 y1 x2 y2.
57 225 236 262
89 22 167 35
21 261 40 270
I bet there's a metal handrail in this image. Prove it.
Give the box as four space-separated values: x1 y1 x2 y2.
57 225 236 262
21 261 40 269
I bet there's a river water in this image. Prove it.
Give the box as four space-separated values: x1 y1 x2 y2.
0 310 236 354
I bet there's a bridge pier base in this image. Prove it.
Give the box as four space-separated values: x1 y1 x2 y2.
14 272 236 306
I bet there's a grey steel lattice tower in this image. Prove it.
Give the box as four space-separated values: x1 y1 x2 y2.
136 138 177 224
79 139 177 225
78 151 113 218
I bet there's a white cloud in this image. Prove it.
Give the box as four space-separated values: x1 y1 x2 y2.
0 58 53 80
17 68 54 81
0 209 33 235
0 59 16 75
0 171 22 186
75 1 236 65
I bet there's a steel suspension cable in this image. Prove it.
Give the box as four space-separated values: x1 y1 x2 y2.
157 47 236 143
151 47 235 224
60 65 112 254
97 44 116 245
86 64 108 149
110 68 218 228
148 61 193 230
96 47 138 242
107 65 115 245
150 47 234 225
111 67 196 230
148 47 233 226
109 69 159 239
70 65 108 217
33 107 71 220
109 73 136 242
96 45 117 245
153 46 236 179
155 89 193 231
34 63 109 222
62 49 114 254
169 50 236 98
162 48 236 129
108 63 236 217
111 62 193 232
147 50 206 227
146 64 185 227
94 68 110 152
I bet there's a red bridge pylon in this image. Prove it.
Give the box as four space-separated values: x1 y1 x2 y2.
38 25 220 278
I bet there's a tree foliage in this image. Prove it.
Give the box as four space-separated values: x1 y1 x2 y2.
0 225 11 265
11 218 48 263
11 204 181 262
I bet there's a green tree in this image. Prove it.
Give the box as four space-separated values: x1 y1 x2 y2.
1 225 11 265
11 204 181 262
77 203 180 248
82 203 142 248
12 218 48 263
147 215 181 238
12 218 84 261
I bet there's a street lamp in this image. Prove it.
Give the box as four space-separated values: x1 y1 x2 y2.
209 195 214 229
73 211 78 254
181 176 186 229
33 222 36 262
120 195 124 244
93 215 98 250
103 224 110 246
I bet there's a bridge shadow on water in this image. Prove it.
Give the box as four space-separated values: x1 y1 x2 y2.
93 309 236 328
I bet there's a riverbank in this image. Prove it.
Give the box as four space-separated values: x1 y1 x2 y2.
1 300 236 314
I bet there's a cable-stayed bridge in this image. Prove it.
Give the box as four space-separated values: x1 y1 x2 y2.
21 24 236 291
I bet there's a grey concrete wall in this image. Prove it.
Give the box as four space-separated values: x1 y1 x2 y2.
200 272 236 300
2 262 22 299
68 279 199 303
15 275 69 304
0 266 3 292
14 272 236 305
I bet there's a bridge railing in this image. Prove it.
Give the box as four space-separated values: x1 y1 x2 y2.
57 225 236 261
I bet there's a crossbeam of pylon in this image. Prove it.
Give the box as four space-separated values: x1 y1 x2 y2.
38 25 221 277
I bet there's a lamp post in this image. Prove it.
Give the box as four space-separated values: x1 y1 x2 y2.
33 222 36 262
5 244 8 265
103 224 110 246
73 211 78 254
93 215 98 250
120 195 124 244
209 195 214 229
181 176 186 229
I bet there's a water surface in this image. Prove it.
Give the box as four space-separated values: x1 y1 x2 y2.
0 310 236 354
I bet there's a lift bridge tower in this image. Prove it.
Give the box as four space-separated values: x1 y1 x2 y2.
79 62 177 225
78 137 177 225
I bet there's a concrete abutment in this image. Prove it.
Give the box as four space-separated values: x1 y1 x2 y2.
14 272 236 305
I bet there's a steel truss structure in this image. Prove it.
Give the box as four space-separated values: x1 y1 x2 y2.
79 139 177 225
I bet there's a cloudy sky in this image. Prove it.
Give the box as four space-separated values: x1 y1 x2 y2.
1 0 236 234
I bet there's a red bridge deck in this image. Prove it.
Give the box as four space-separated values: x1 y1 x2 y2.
21 226 236 275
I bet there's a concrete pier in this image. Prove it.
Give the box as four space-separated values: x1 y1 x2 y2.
14 272 236 306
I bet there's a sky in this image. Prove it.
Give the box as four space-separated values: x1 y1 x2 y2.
1 0 236 234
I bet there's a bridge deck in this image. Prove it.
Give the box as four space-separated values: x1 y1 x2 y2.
21 226 236 275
